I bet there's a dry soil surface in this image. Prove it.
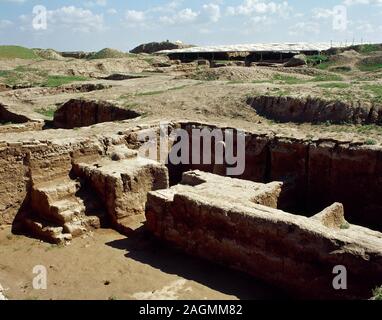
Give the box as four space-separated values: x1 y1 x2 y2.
0 226 284 300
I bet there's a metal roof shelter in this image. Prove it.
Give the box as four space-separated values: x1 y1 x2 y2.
158 42 348 55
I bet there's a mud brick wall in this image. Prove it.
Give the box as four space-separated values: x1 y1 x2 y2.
181 123 382 231
146 189 382 299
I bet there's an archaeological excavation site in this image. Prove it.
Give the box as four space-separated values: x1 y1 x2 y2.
1 41 382 301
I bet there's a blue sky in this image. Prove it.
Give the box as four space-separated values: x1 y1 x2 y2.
0 0 381 51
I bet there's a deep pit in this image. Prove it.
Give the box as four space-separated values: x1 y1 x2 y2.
155 122 382 232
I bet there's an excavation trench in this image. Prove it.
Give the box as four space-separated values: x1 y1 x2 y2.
248 95 382 125
52 99 141 129
164 122 382 232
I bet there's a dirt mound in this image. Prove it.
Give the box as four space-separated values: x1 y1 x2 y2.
89 48 129 60
33 49 65 60
329 50 361 66
188 66 310 82
130 41 193 54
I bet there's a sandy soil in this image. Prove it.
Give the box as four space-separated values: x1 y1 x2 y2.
0 225 284 300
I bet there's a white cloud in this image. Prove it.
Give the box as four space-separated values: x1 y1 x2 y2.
48 6 104 32
202 3 221 23
107 8 117 15
343 0 382 5
0 19 13 30
125 10 146 24
84 0 107 7
356 21 375 32
0 0 26 3
159 8 199 25
19 6 105 33
226 0 290 16
312 8 336 19
289 21 320 35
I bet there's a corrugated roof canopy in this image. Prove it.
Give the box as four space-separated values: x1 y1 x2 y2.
159 42 351 54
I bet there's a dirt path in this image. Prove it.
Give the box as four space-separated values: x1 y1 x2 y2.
0 226 284 300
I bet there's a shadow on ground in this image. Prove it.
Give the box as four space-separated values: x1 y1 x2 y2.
106 226 288 300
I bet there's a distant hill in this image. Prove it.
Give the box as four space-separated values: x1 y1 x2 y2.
130 41 194 54
0 45 38 59
88 48 130 59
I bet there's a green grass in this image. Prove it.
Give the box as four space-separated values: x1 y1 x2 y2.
0 70 10 77
0 45 38 59
358 44 381 54
227 80 245 84
365 139 377 145
136 90 167 96
312 74 343 82
307 54 329 66
359 63 382 72
317 83 351 89
340 222 351 230
373 286 382 300
316 62 334 70
269 87 292 96
42 75 89 87
362 84 382 102
88 48 130 60
136 85 188 96
34 107 57 118
356 124 382 134
273 74 306 85
252 79 270 84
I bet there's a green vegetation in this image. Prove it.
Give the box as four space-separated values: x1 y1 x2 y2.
42 75 88 87
136 85 189 96
269 87 292 96
340 222 351 230
316 62 334 70
357 44 381 54
136 89 167 96
0 65 88 87
0 45 38 59
312 74 343 82
35 107 57 119
88 48 131 60
227 80 245 84
358 63 382 72
273 74 305 85
317 83 351 89
372 286 382 300
307 54 329 66
362 85 382 102
365 139 377 146
356 125 382 135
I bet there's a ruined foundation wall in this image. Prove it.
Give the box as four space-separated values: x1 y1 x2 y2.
181 123 382 231
146 176 382 299
248 96 382 125
0 137 106 225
